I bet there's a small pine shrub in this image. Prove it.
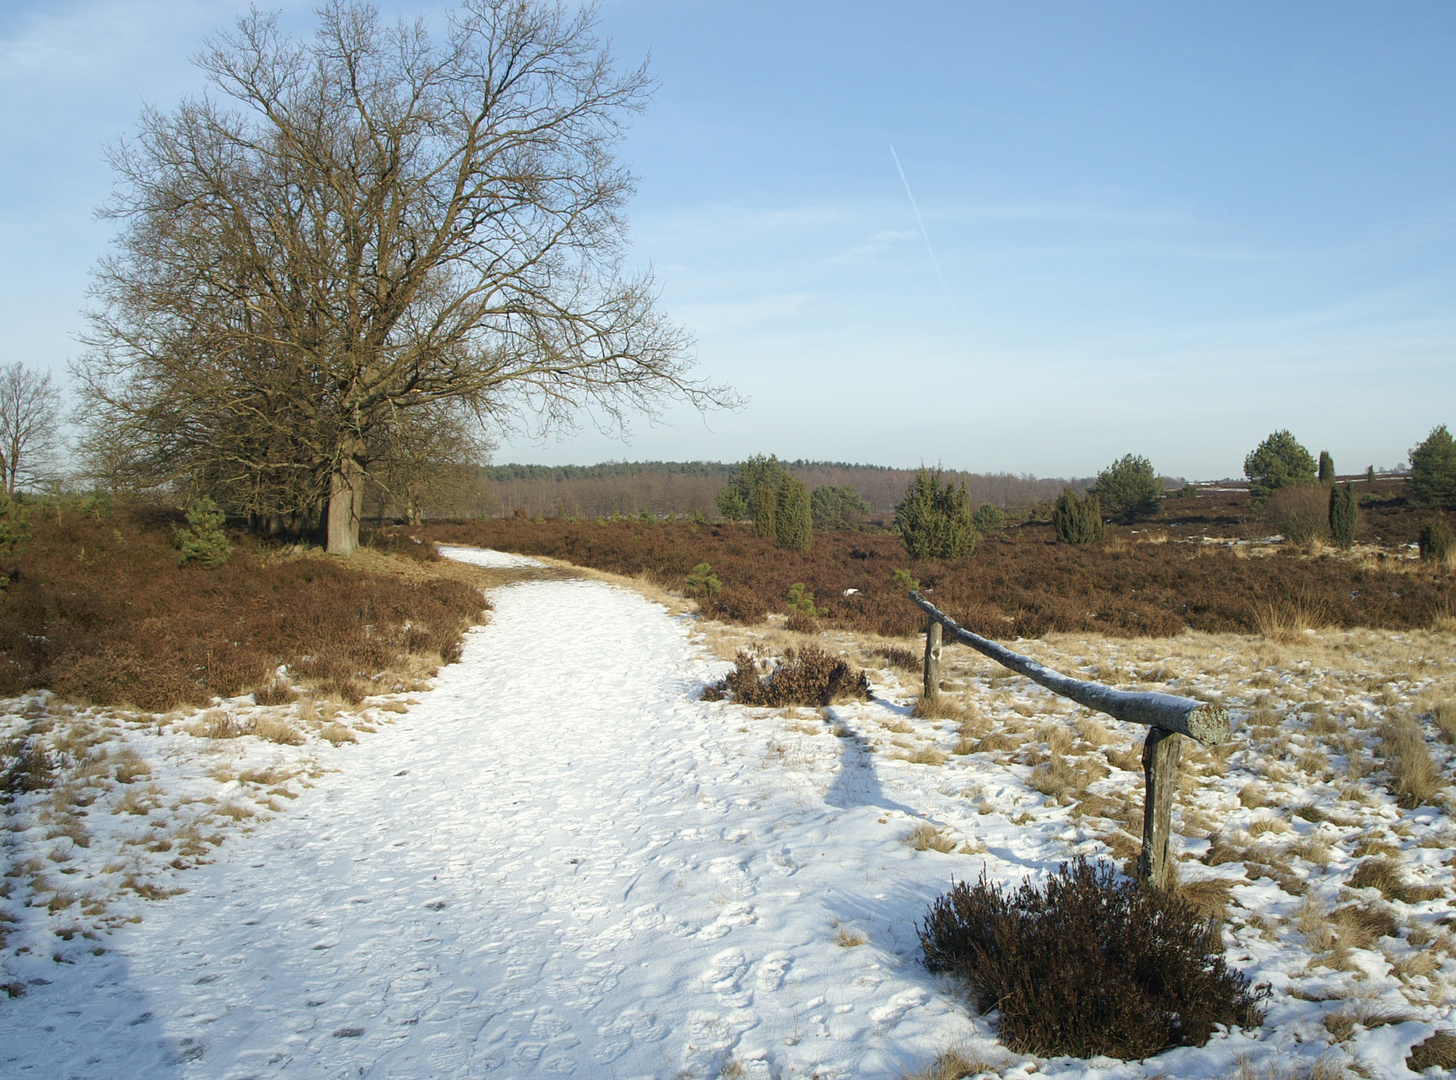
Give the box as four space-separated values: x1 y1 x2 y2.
175 497 231 567
685 562 721 596
1420 518 1455 566
786 582 825 616
1329 482 1358 549
1052 489 1105 544
1318 450 1335 486
702 646 870 707
0 493 30 564
919 858 1268 1059
971 502 1006 536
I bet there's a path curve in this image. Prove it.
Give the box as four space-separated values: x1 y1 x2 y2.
1 553 968 1079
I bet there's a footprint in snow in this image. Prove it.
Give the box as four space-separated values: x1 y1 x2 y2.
755 953 791 993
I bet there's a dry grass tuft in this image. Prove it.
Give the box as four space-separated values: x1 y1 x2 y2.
834 925 868 948
1248 815 1292 837
913 694 968 722
1408 1030 1456 1073
1347 856 1441 903
1106 744 1143 772
898 1047 1008 1080
896 745 948 766
317 722 357 746
905 822 957 853
1173 877 1235 924
1378 715 1444 808
252 715 304 745
1432 699 1456 743
1029 754 1080 798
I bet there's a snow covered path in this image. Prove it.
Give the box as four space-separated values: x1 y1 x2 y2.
3 553 974 1080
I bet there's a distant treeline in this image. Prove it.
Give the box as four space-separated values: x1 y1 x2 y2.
465 460 1088 520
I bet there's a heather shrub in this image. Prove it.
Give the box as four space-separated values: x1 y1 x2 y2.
1052 488 1104 544
896 467 976 560
175 496 230 566
1263 485 1329 544
1244 430 1317 504
1094 454 1162 521
1420 518 1455 566
703 646 869 707
919 859 1267 1059
1329 482 1358 549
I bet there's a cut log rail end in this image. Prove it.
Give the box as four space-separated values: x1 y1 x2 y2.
909 591 1229 891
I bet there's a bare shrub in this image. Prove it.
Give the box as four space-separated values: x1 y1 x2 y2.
874 644 920 673
1262 485 1329 545
0 731 55 798
702 646 870 708
918 858 1268 1059
252 679 295 706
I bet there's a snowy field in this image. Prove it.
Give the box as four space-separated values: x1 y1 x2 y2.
1 546 1453 1079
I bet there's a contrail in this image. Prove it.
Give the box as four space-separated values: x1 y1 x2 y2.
889 142 952 303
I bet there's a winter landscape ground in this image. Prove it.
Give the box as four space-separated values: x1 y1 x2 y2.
1 544 1454 1079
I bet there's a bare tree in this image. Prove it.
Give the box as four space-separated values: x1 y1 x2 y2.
369 398 494 523
0 363 62 496
77 0 731 554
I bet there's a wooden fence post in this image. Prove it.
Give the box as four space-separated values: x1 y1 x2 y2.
1137 727 1182 890
923 618 943 702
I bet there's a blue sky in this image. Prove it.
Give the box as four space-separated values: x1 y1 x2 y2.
2 1 1453 479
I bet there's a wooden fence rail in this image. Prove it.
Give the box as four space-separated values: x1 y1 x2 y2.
909 591 1229 889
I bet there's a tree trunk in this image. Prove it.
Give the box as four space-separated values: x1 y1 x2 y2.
326 441 366 556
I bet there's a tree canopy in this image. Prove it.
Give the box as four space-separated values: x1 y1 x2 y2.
895 467 976 561
1408 425 1456 508
1092 454 1161 521
1243 430 1317 505
77 0 730 553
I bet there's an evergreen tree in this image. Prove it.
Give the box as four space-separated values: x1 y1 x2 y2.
894 467 976 561
714 486 748 523
752 480 777 540
972 502 1006 536
176 496 231 566
1407 425 1456 508
809 483 869 530
1093 453 1162 521
1244 430 1317 505
1367 466 1377 484
1052 488 1105 544
775 475 812 550
1318 450 1335 486
1329 482 1358 549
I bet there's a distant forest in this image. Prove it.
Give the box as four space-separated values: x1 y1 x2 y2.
450 460 1095 520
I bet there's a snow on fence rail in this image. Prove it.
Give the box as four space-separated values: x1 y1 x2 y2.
909 591 1230 890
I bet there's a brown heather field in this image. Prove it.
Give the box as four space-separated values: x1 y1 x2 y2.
0 507 490 711
418 482 1455 640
